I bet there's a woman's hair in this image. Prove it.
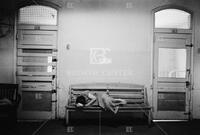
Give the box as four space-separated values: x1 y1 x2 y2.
76 95 86 105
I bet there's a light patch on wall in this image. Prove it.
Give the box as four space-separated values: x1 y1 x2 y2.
90 48 112 64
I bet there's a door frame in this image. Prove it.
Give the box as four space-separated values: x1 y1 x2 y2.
151 6 194 120
14 3 59 120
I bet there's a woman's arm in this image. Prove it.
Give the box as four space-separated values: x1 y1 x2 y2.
85 93 96 107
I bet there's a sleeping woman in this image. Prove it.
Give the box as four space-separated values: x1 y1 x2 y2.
75 90 127 114
75 90 97 107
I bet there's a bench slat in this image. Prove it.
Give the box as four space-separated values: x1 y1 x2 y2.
70 83 144 89
110 94 143 99
71 91 144 95
71 89 143 92
66 106 151 110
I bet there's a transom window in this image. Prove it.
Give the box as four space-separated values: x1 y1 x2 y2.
155 9 191 29
18 5 57 25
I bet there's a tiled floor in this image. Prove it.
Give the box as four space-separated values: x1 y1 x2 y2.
1 119 200 135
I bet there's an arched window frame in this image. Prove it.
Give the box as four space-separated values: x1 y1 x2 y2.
16 0 60 10
16 0 59 26
153 5 193 34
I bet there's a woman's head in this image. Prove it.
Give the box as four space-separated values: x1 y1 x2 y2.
75 95 86 107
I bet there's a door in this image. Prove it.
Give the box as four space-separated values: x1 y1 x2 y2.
153 33 192 120
17 27 57 120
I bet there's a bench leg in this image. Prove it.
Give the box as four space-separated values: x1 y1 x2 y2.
148 110 152 126
99 111 101 134
66 109 69 125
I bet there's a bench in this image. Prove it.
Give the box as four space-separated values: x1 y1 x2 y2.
65 83 152 125
0 83 21 124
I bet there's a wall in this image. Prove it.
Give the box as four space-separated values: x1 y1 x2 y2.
57 0 151 117
0 5 15 83
192 1 200 118
57 0 200 118
0 33 14 83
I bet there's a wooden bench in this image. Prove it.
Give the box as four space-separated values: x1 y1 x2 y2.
0 83 21 124
65 83 152 125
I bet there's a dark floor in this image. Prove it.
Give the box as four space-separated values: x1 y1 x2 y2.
0 118 200 135
0 119 43 135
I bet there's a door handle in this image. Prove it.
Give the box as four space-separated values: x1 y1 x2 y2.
184 112 191 115
52 58 57 62
186 81 190 88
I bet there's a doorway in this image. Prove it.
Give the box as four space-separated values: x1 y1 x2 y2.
153 8 193 120
16 5 58 120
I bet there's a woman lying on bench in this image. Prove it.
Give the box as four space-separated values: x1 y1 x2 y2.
75 90 127 114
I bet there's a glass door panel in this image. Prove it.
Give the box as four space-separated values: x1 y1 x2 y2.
158 48 187 78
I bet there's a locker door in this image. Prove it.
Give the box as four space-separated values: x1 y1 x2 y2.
17 26 57 120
